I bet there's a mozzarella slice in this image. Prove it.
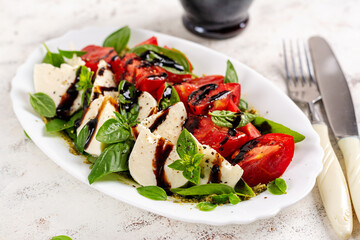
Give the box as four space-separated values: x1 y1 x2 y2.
128 128 187 188
77 96 119 156
34 63 84 116
137 92 157 122
131 102 186 143
90 60 118 101
197 144 243 188
66 56 85 67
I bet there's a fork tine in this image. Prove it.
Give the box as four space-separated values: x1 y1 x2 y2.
303 41 316 85
296 40 307 85
282 39 291 82
289 40 299 85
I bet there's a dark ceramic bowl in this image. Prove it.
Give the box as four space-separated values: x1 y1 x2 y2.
180 0 253 39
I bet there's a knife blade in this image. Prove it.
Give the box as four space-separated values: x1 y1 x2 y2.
309 36 360 227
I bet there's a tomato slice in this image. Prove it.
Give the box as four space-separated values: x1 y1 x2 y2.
185 115 249 158
135 66 168 99
81 45 118 73
136 36 158 46
230 133 295 186
187 75 224 86
187 83 241 115
239 123 261 140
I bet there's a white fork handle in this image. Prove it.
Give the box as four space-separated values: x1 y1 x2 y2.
338 136 360 223
313 123 353 240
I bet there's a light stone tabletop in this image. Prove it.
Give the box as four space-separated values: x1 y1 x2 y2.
1 0 360 239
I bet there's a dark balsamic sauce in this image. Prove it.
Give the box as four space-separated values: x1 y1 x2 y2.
119 81 141 112
230 139 259 165
208 90 230 102
56 67 81 120
98 67 105 76
183 115 200 133
139 50 184 72
256 121 272 135
209 165 221 183
92 86 118 100
84 118 98 149
95 49 115 63
149 108 170 132
188 83 218 106
153 138 173 190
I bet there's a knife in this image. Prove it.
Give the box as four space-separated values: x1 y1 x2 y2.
309 36 360 233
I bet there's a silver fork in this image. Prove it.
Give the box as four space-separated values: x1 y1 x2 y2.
282 40 353 239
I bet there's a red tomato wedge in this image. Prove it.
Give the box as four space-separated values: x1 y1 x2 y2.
187 75 224 86
230 133 295 187
81 45 118 73
135 36 158 46
185 115 249 158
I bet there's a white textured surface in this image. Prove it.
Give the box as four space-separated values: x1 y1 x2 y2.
1 0 360 239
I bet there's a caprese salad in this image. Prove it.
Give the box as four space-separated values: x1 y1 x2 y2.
29 26 305 211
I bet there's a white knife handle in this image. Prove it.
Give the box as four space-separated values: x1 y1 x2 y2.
313 123 353 240
338 136 360 223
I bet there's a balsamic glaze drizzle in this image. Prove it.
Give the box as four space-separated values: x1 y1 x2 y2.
139 50 184 72
153 138 173 189
148 108 170 132
230 139 260 165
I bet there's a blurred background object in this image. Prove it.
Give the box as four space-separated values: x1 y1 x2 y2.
180 0 253 39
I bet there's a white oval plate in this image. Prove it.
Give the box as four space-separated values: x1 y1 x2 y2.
10 26 323 225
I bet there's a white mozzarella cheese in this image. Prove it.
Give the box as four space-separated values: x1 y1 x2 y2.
132 102 186 143
137 92 157 122
34 63 84 116
128 128 187 188
197 144 243 188
90 60 118 101
77 96 119 156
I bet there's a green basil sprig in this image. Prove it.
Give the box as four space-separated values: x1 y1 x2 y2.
252 117 305 143
42 44 66 67
212 193 241 205
131 44 192 73
168 129 203 184
29 92 56 118
58 49 86 58
76 124 90 153
88 141 133 184
171 183 235 196
224 60 238 83
76 66 94 107
235 178 255 198
103 26 130 54
95 118 130 144
158 83 180 111
238 99 248 111
137 186 168 201
197 202 217 211
45 110 83 132
118 80 140 124
267 178 287 195
209 110 257 129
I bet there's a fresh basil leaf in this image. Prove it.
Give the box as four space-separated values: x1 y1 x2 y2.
192 153 204 166
209 110 257 129
88 141 133 184
76 66 93 108
158 83 180 111
228 193 241 205
209 110 237 128
168 159 186 171
211 194 230 204
197 202 217 211
239 112 257 128
42 44 65 67
65 127 76 141
224 60 238 83
87 155 98 164
235 178 255 197
161 66 196 77
58 49 87 58
76 124 90 153
238 99 248 111
103 26 130 54
137 186 167 201
45 110 83 132
131 44 191 72
29 92 56 118
95 118 130 144
267 178 287 195
171 183 235 196
118 80 140 124
183 166 200 185
51 235 72 240
176 129 198 159
252 117 305 143
24 131 31 140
